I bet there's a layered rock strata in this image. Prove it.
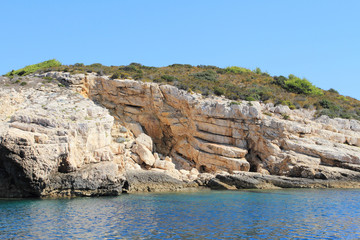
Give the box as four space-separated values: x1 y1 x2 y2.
81 74 360 181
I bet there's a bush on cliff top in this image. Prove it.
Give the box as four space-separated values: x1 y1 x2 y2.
6 59 61 76
283 74 323 96
225 66 252 74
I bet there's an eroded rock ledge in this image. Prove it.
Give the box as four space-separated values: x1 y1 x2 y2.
1 72 360 197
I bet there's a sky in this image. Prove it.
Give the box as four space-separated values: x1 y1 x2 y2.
1 0 359 99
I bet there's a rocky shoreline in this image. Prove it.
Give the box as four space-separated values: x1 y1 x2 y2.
1 72 360 198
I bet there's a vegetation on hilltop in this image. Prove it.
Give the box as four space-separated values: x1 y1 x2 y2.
5 60 360 120
6 59 61 76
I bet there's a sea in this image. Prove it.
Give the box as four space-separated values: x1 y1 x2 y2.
1 189 360 239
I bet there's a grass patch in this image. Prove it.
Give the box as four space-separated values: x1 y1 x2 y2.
6 59 61 77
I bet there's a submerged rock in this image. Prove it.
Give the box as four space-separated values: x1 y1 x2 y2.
209 171 360 190
125 170 197 192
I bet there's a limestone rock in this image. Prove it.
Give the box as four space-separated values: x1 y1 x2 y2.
125 170 194 192
154 159 176 170
44 162 126 197
86 75 359 181
211 171 360 189
131 143 155 166
135 133 153 152
126 122 144 137
0 77 123 197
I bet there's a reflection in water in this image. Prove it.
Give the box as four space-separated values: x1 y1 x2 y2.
1 189 360 239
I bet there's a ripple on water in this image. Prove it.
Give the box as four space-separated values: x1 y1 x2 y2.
1 189 360 239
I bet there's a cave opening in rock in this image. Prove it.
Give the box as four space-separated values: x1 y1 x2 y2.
249 164 258 172
199 165 207 173
122 180 129 193
244 147 262 173
57 154 71 173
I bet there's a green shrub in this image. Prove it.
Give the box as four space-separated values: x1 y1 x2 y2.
175 82 189 91
89 63 103 68
284 75 323 95
201 89 210 96
111 71 132 79
129 62 142 67
253 67 262 74
245 96 256 101
319 99 334 109
277 100 296 109
282 114 290 120
20 82 27 86
273 75 287 88
319 109 340 118
190 70 218 82
230 101 241 105
315 99 359 120
111 72 121 79
337 96 349 102
168 64 192 68
197 65 218 70
6 59 61 76
225 66 252 74
216 68 227 74
263 112 272 116
213 86 225 96
328 88 339 94
132 73 143 80
161 75 178 82
303 104 311 109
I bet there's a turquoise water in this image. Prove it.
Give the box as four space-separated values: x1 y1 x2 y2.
1 189 360 239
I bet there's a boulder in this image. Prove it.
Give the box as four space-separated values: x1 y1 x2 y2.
125 170 194 192
135 133 153 152
153 159 175 170
131 143 155 166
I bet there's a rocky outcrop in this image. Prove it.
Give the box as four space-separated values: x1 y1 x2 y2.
1 71 360 198
0 76 126 197
125 170 198 192
208 171 360 190
80 74 360 181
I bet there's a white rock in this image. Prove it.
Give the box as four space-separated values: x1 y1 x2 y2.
132 143 155 166
154 158 176 170
135 133 153 152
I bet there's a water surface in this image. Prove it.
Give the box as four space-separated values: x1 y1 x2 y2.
1 189 360 239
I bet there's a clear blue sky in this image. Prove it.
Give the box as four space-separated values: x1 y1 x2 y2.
1 0 359 99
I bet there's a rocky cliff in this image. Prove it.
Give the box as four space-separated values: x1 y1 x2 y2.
0 76 125 197
1 72 360 197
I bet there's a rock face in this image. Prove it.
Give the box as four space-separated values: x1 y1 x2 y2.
1 72 360 198
0 76 125 197
83 75 360 181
